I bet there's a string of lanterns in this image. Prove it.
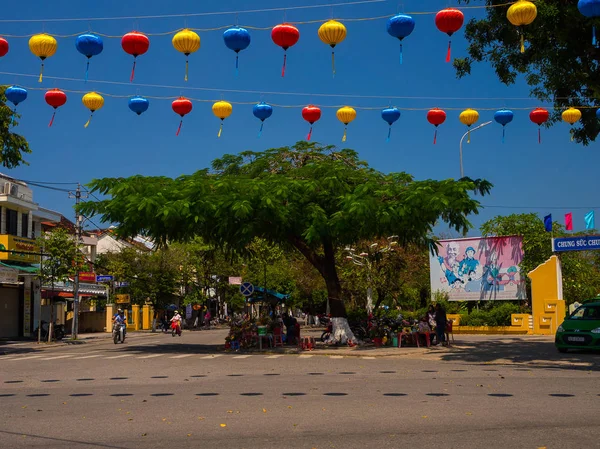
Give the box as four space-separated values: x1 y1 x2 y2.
3 85 591 142
0 1 560 84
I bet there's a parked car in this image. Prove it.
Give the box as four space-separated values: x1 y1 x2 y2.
555 301 600 353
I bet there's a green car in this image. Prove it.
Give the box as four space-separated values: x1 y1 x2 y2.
555 301 600 353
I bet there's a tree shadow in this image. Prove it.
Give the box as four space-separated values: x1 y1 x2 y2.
440 337 600 371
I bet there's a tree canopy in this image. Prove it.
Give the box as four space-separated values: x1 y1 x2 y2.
80 142 492 318
456 0 600 144
0 86 32 168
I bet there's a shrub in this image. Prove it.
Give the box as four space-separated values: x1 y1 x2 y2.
459 302 520 327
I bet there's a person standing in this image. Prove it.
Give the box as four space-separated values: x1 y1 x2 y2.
434 303 447 346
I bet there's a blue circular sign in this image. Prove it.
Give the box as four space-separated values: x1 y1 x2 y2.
240 282 254 297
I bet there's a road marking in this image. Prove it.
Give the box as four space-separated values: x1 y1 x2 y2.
330 356 344 359
265 355 283 359
170 354 194 359
72 355 102 360
137 354 163 359
232 355 252 359
105 354 134 359
39 355 74 361
299 355 314 358
362 357 376 360
3 355 44 361
200 355 223 359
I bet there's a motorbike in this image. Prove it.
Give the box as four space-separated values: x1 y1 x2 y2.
113 323 126 344
171 321 182 337
34 320 65 341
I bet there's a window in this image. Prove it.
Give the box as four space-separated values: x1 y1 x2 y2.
570 305 600 320
21 213 28 238
5 208 17 236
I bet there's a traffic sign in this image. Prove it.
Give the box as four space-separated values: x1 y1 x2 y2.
114 281 129 288
96 275 114 283
240 282 254 297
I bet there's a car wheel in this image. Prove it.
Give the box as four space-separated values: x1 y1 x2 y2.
557 347 568 353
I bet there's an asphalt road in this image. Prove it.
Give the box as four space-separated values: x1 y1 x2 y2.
1 330 600 449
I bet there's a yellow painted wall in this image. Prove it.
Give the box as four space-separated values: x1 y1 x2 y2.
105 304 114 333
527 255 566 335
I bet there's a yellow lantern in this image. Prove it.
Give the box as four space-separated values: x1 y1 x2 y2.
82 92 104 128
172 29 201 82
336 106 356 142
459 108 480 143
318 20 347 76
212 100 232 138
29 33 57 83
562 107 582 141
506 0 537 53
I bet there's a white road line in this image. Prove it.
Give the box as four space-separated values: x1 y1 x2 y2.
200 355 223 359
3 355 43 361
329 355 344 359
362 356 376 360
105 354 134 359
298 355 314 358
39 355 74 361
232 355 252 359
265 355 283 359
72 355 102 360
170 354 193 359
137 354 163 359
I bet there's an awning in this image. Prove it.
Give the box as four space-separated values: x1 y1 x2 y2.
0 261 39 273
56 292 95 299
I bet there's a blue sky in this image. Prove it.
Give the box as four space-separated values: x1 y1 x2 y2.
1 0 597 236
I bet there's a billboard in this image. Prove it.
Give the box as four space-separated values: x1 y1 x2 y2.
429 236 526 301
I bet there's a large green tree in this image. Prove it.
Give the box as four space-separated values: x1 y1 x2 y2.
456 1 600 144
0 86 33 167
80 142 491 342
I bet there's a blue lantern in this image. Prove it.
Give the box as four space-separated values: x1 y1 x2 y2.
381 107 401 142
578 0 600 46
597 108 600 120
253 102 273 137
128 96 149 115
75 33 104 82
223 27 251 74
5 86 28 110
386 14 416 64
494 109 514 143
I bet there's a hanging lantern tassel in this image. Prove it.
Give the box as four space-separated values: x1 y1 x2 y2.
594 25 598 47
467 128 471 144
433 128 438 145
176 119 183 136
218 121 223 138
258 121 264 138
386 126 392 143
502 127 506 144
84 112 94 128
130 57 137 82
342 126 348 142
331 50 336 77
446 40 452 63
307 126 313 141
48 110 56 127
538 127 541 144
235 53 239 77
282 52 287 77
39 61 45 83
520 27 525 54
570 128 575 142
185 55 189 82
399 42 403 65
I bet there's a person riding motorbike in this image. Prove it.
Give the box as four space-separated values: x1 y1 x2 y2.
170 310 182 336
112 309 127 339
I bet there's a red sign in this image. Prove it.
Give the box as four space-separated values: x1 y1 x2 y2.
79 272 96 283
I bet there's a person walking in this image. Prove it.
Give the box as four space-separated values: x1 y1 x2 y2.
434 303 447 346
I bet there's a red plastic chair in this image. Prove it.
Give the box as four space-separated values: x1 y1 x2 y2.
273 327 284 347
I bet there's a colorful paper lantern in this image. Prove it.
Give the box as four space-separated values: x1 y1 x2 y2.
172 97 192 136
578 0 600 46
302 105 322 141
121 31 150 82
128 96 149 115
223 27 251 74
386 14 416 64
212 101 233 138
82 92 104 128
318 20 347 76
29 33 57 83
381 107 401 142
529 107 549 143
44 88 67 127
562 107 582 141
271 23 300 77
507 0 537 53
172 29 201 82
435 8 464 63
336 106 356 142
0 37 8 57
5 86 27 110
252 102 273 137
459 108 479 143
75 33 104 82
493 109 514 143
427 108 447 144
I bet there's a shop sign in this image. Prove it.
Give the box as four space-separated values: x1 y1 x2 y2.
0 266 18 284
115 294 131 304
0 235 39 263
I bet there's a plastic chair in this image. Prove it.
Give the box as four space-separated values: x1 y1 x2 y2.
273 327 284 347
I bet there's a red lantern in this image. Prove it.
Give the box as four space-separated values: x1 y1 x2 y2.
271 24 300 77
427 108 447 144
302 105 322 141
121 31 150 82
0 37 8 57
44 88 67 127
435 8 464 63
172 96 193 136
529 107 549 144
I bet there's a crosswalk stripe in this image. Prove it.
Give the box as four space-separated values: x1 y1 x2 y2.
298 355 314 358
232 355 252 359
39 355 74 361
105 354 134 359
265 355 283 359
200 355 223 359
329 356 344 359
72 355 102 360
137 354 163 359
170 354 193 359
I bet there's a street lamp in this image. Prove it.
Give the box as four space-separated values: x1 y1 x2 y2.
459 120 492 178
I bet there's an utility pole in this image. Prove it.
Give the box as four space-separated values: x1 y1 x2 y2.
69 183 88 340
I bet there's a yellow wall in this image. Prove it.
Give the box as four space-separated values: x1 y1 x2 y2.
0 235 39 263
527 255 566 335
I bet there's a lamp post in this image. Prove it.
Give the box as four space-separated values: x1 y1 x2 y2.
459 120 492 178
344 236 399 314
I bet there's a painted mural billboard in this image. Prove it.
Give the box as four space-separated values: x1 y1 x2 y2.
429 235 526 301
